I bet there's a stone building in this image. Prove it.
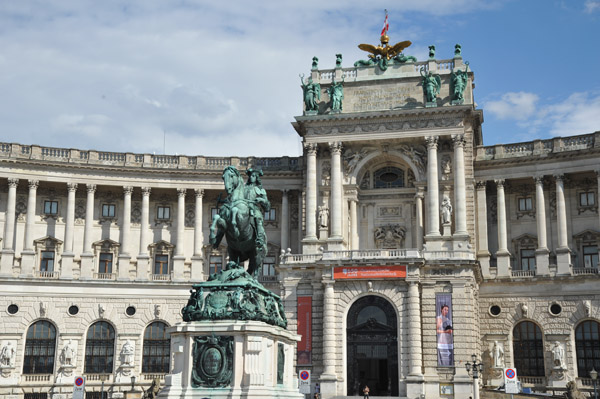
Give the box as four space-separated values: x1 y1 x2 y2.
0 43 599 399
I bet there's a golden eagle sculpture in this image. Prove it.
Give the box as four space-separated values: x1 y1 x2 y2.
354 34 416 71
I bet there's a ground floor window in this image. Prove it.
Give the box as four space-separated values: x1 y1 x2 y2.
575 320 600 377
513 321 545 376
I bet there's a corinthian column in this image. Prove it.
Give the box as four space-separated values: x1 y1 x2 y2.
425 136 440 237
329 141 343 241
64 183 78 254
407 281 423 376
321 282 337 379
534 176 550 275
475 181 491 278
452 134 468 236
280 189 289 251
176 188 186 256
415 186 425 251
24 180 39 251
304 143 318 244
139 187 151 256
121 186 133 255
495 179 510 277
554 174 571 274
193 189 204 257
80 184 96 279
0 178 18 276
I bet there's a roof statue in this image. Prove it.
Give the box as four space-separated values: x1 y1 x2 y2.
354 12 416 71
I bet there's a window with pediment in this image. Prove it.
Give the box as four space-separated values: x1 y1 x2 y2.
92 239 120 279
512 234 537 271
33 236 63 278
573 230 600 269
149 240 174 278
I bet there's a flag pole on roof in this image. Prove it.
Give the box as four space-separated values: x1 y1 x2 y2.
381 9 389 36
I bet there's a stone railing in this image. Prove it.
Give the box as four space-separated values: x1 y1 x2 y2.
0 142 303 172
23 374 52 382
511 269 536 277
94 272 117 280
573 267 599 275
34 270 60 279
151 273 172 282
281 249 426 265
476 132 600 161
423 250 475 261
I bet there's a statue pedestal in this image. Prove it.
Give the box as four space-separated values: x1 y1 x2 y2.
158 320 303 399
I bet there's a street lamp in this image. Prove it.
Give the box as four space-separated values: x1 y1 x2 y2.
131 375 137 392
100 374 108 399
590 368 598 399
465 354 483 399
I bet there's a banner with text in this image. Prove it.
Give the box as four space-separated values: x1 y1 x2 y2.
333 265 406 280
297 296 312 365
436 293 454 366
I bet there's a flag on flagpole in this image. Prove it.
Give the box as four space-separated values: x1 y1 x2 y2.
381 10 389 36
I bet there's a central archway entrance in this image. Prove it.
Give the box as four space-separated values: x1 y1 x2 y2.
347 295 398 396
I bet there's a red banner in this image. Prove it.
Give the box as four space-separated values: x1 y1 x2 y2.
333 265 407 280
297 297 312 365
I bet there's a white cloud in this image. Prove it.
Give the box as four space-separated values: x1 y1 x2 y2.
485 92 539 120
539 92 600 136
584 1 600 13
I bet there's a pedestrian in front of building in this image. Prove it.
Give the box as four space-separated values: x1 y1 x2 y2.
363 385 370 399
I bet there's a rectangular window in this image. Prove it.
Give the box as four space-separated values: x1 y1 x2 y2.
583 245 599 268
101 204 115 218
518 197 533 211
580 192 595 207
209 255 223 275
40 251 55 272
154 254 169 275
520 249 536 271
99 253 113 274
262 256 276 276
157 206 170 220
44 200 58 215
264 208 277 221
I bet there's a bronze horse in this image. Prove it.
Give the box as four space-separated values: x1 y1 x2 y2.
209 166 266 277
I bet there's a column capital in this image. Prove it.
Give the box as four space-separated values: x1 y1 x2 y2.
495 179 505 188
141 187 151 196
475 180 487 190
304 142 318 155
424 135 439 149
86 184 97 193
28 180 39 190
177 188 187 197
328 141 343 154
554 174 565 182
194 188 205 198
7 178 19 188
534 175 545 185
451 134 466 148
67 183 78 192
281 189 289 196
123 186 134 195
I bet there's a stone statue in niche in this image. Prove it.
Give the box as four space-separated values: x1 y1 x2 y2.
552 341 566 369
490 341 504 368
441 196 453 225
60 339 76 366
441 156 452 180
318 206 329 229
121 339 135 366
0 341 15 367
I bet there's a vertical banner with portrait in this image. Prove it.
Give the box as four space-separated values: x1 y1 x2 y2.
436 293 454 366
297 297 312 365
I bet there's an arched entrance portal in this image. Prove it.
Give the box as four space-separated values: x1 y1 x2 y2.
347 296 398 396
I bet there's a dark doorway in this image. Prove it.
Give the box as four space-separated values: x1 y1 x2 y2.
347 296 398 396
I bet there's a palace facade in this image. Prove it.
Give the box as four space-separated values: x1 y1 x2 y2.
0 46 599 399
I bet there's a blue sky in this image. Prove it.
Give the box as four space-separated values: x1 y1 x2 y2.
0 0 598 156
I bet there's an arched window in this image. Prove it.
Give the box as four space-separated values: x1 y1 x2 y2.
575 320 600 377
142 322 170 373
85 321 115 374
23 320 56 374
373 166 404 189
513 321 545 376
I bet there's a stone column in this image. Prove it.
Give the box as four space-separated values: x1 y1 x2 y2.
534 176 550 275
2 178 19 250
61 183 78 279
475 181 491 278
597 170 600 230
555 174 571 274
349 197 359 250
280 189 289 251
452 134 468 237
137 187 151 280
304 143 318 244
329 142 343 242
23 180 39 251
366 203 375 248
425 136 441 237
415 186 425 251
172 188 186 281
495 179 511 277
407 281 423 376
20 180 39 277
117 186 133 281
191 189 204 281
320 281 337 393
80 184 96 279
